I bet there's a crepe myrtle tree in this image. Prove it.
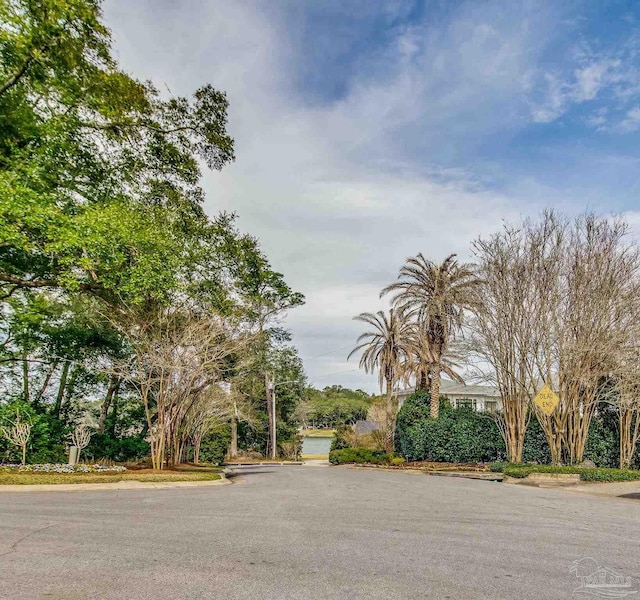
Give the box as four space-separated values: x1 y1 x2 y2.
0 409 32 465
69 425 92 463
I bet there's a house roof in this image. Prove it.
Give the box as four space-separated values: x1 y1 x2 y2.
353 420 381 434
397 379 500 398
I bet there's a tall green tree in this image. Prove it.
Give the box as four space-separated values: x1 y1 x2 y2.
0 0 235 309
349 309 411 449
382 254 479 418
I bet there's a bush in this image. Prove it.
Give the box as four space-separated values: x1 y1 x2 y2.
521 418 552 464
503 463 640 482
280 436 302 460
199 424 231 464
0 463 126 473
394 393 640 467
329 447 396 465
395 392 505 463
86 433 149 463
330 425 352 451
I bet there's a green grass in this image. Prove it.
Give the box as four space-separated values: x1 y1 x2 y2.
300 429 335 438
502 463 640 482
0 470 222 485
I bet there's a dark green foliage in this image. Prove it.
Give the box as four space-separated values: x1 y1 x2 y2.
199 424 231 465
85 395 149 462
0 0 306 468
584 405 620 468
329 448 395 465
300 386 372 428
330 425 352 451
86 433 149 463
0 400 68 463
503 464 640 482
395 392 504 463
521 417 552 464
395 392 640 467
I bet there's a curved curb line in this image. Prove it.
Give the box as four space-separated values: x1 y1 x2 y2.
0 473 231 493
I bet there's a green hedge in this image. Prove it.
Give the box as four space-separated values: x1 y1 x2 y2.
199 424 231 465
503 463 640 482
395 392 640 467
394 392 505 462
329 448 400 465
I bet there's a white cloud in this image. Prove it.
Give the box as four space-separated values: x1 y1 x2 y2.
574 60 619 101
103 2 640 391
618 106 640 131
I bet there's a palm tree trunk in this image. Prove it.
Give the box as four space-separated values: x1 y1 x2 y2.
385 378 396 452
417 368 428 392
429 363 441 419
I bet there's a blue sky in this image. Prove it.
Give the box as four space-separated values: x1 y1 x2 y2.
105 0 640 392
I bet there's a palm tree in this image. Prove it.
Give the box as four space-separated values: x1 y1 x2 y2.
348 309 411 448
382 254 479 418
400 321 465 392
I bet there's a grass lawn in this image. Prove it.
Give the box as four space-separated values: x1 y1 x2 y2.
0 465 222 485
300 429 335 438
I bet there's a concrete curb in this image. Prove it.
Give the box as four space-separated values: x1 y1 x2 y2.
223 461 304 466
428 471 504 482
503 473 581 486
0 473 231 493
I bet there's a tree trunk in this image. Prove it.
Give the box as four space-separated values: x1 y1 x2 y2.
620 408 640 470
384 378 396 452
60 366 79 415
22 357 29 403
265 372 274 458
98 376 120 434
193 432 203 464
429 363 441 419
34 361 58 406
417 368 428 392
110 389 120 438
230 407 238 459
53 361 70 418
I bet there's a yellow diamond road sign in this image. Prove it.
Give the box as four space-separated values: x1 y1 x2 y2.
535 384 559 416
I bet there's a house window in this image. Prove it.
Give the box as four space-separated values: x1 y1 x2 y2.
456 399 476 411
485 401 498 413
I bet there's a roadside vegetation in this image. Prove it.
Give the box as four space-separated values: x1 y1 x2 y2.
349 212 640 473
0 465 222 486
494 464 640 483
0 0 307 472
295 386 374 430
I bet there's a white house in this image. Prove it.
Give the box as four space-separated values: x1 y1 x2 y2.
396 379 502 413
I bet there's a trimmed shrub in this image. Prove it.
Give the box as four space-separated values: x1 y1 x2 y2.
330 425 352 451
199 424 231 464
329 448 396 465
503 463 640 482
395 392 640 467
395 392 505 462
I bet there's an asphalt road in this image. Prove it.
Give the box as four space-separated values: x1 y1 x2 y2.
0 465 639 600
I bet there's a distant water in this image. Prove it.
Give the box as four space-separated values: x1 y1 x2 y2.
301 435 333 456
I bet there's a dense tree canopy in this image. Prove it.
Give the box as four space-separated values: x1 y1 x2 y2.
0 0 305 465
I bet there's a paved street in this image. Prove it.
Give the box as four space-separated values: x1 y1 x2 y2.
0 465 639 600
